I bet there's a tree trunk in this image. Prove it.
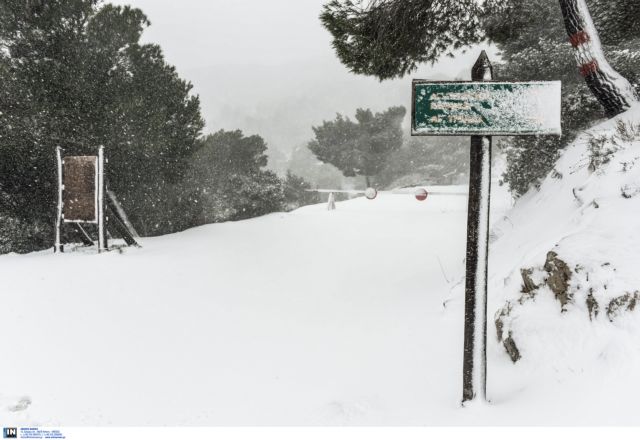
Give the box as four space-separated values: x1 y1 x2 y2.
559 0 638 116
365 175 371 188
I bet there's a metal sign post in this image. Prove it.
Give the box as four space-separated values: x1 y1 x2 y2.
462 52 493 403
411 51 562 404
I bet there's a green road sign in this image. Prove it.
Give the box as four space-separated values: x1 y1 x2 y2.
412 81 562 136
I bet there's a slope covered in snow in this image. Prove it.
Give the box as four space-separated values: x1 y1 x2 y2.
484 105 640 418
1 104 640 426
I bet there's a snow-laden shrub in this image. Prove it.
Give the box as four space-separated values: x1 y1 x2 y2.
0 213 50 254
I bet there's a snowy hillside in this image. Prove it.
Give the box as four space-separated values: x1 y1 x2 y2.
2 104 640 425
485 105 640 416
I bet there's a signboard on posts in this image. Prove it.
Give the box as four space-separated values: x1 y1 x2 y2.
55 148 107 253
412 81 562 136
54 147 140 253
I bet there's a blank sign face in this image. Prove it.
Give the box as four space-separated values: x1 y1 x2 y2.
63 156 98 222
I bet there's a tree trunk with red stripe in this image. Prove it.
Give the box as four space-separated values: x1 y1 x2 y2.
559 0 638 116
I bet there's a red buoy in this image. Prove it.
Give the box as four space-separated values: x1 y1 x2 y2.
415 188 428 201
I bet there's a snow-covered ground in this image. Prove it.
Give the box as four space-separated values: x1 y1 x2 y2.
2 106 640 425
484 106 640 425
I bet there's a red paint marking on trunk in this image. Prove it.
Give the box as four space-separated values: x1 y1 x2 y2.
569 30 590 47
580 60 599 76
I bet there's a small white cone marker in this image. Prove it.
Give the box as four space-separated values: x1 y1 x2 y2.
327 192 336 211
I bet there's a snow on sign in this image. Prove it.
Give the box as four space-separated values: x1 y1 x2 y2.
412 81 562 136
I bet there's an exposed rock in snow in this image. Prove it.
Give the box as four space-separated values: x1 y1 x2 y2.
606 291 639 322
543 251 573 309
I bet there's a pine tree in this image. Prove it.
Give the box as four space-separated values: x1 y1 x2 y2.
483 0 640 195
320 0 483 80
376 137 469 188
320 0 640 195
0 0 204 245
308 106 406 186
283 172 320 211
186 130 286 224
321 0 637 113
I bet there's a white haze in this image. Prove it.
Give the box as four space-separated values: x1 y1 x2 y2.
112 0 498 154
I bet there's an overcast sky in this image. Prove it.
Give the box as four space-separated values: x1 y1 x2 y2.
111 0 496 154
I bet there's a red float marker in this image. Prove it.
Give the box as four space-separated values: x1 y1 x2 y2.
414 188 428 201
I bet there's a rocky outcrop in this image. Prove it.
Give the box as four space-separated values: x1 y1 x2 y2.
502 332 521 363
494 250 639 363
495 302 512 343
495 251 574 363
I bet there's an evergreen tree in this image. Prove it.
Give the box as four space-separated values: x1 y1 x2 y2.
308 106 406 186
320 0 483 80
186 130 286 224
283 172 321 211
321 0 640 196
0 0 204 245
376 136 469 188
483 0 640 195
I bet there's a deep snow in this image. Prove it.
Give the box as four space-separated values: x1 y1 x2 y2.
1 187 483 426
2 106 640 425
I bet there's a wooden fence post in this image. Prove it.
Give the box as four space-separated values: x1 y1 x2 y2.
54 147 64 253
97 146 108 252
